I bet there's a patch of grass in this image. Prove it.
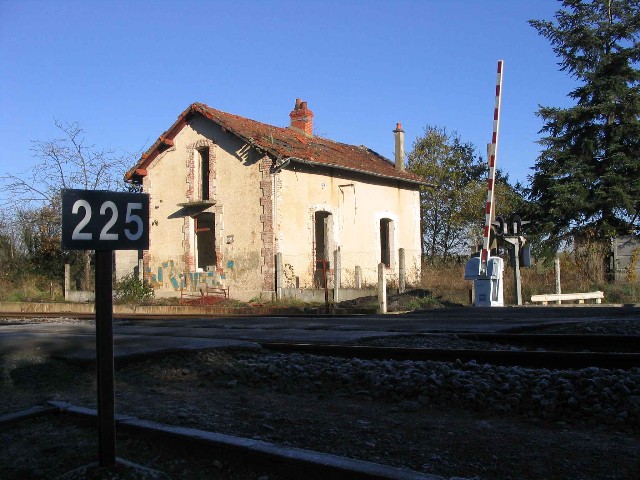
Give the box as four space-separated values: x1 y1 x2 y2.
418 257 640 306
250 297 325 309
601 282 640 304
419 264 470 306
405 295 442 310
2 256 637 308
0 275 63 302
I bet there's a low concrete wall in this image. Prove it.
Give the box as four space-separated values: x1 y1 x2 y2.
0 302 96 315
66 291 95 302
153 288 270 303
0 301 350 317
63 264 95 303
281 288 377 303
0 298 378 316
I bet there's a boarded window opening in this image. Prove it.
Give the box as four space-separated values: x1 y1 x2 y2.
195 212 216 270
199 148 210 200
380 218 394 268
314 211 332 287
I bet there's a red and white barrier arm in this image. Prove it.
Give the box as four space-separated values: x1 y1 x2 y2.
480 60 504 275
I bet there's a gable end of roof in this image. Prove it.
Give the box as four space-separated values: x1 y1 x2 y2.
125 102 429 187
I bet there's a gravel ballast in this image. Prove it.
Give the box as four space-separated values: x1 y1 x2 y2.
1 317 639 479
208 351 640 429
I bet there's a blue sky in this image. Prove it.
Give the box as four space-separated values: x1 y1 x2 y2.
1 0 577 194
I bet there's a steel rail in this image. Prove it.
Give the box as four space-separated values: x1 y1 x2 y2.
260 342 640 370
40 402 436 480
454 333 640 353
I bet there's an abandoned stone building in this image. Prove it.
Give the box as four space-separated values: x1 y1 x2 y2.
116 99 426 301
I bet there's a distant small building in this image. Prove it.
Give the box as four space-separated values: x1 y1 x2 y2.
611 235 640 282
116 100 427 300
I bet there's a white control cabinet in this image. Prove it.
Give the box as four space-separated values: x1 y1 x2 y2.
464 256 504 307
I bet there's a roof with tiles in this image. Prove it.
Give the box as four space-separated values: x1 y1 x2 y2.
125 101 427 186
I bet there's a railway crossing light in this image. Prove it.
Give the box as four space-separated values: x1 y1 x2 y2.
510 214 521 235
495 214 530 238
493 216 507 237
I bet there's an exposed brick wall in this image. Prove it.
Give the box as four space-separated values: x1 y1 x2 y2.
289 99 314 136
142 250 152 283
141 175 153 283
259 155 275 291
182 218 194 274
213 203 224 275
184 139 218 274
274 174 282 254
184 145 196 272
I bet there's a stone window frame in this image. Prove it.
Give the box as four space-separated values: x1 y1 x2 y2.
183 139 222 274
186 139 217 202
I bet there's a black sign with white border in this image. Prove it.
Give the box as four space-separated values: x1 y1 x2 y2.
61 189 149 251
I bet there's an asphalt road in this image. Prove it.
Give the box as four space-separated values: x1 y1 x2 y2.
1 306 638 362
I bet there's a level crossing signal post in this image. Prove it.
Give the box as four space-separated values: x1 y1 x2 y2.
61 189 149 467
466 213 531 306
494 214 531 306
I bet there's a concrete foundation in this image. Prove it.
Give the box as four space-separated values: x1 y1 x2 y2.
65 291 95 303
281 288 376 303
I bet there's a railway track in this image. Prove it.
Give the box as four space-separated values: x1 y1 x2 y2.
3 322 639 479
454 332 640 352
260 335 640 370
1 403 432 480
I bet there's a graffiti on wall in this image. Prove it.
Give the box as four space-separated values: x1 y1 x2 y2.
148 259 226 291
148 260 185 290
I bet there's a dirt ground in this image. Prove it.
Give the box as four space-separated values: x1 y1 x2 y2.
1 319 639 479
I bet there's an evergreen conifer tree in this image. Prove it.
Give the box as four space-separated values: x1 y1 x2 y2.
528 0 640 250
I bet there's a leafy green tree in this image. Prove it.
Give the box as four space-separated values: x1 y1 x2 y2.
528 0 640 252
407 126 522 262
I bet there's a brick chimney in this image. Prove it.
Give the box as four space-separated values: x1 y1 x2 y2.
289 98 313 136
394 122 405 171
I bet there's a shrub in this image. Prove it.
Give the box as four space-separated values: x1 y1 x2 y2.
114 274 154 303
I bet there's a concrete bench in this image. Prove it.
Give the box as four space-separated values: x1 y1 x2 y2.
530 291 604 305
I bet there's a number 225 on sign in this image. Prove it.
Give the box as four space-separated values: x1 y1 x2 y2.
61 189 149 251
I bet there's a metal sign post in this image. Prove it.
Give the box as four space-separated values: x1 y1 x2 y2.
95 249 116 465
61 189 149 467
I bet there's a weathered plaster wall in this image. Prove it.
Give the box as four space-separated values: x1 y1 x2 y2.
115 250 140 283
116 116 422 300
276 165 421 287
192 117 270 299
120 116 269 301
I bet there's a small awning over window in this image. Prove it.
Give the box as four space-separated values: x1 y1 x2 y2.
177 200 216 208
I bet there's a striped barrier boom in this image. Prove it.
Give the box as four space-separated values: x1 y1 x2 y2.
481 60 504 275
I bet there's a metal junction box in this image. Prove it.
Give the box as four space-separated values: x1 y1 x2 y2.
465 256 504 307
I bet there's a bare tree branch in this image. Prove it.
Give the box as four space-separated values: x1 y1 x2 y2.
1 120 134 211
